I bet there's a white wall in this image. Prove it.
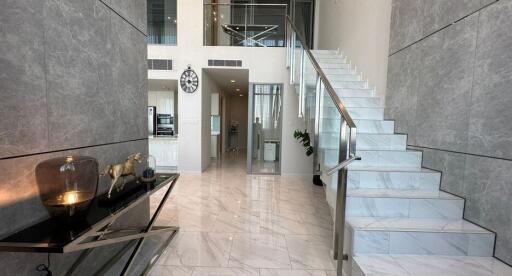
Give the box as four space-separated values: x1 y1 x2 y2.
316 0 392 99
147 0 313 174
281 82 313 175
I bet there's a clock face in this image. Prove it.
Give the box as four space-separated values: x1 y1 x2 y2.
180 68 199 93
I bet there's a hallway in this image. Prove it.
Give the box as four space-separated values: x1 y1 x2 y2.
149 154 336 275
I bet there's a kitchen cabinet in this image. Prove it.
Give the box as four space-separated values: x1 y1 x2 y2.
149 91 174 115
156 91 174 115
149 137 178 168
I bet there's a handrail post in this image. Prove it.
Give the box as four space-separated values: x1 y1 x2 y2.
333 121 349 275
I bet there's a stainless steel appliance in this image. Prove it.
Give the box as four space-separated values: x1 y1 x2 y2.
157 114 174 136
148 106 156 136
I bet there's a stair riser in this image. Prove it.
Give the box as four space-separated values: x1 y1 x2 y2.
357 134 407 151
348 170 441 190
327 74 361 81
322 107 384 120
320 63 351 69
349 150 422 168
332 81 368 89
319 134 407 151
317 58 348 64
353 120 395 134
350 230 494 257
335 89 374 98
346 197 464 219
323 68 355 75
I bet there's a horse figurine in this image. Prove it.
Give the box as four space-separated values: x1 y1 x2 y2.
101 153 142 198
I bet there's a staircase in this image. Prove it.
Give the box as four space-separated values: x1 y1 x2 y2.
309 50 512 276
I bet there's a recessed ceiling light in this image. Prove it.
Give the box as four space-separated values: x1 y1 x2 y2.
236 88 240 91
239 94 243 97
230 80 236 83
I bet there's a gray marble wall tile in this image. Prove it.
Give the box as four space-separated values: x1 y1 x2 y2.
413 14 478 152
463 155 512 265
44 0 116 150
468 0 512 159
416 147 466 195
387 0 512 265
111 15 149 143
389 0 423 54
421 0 495 36
104 0 147 34
385 44 420 142
0 0 48 158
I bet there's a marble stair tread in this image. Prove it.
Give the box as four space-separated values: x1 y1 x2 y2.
347 189 460 200
346 217 492 234
352 254 512 276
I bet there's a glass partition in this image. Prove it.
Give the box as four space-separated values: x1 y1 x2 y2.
248 84 283 174
204 4 287 47
148 0 178 45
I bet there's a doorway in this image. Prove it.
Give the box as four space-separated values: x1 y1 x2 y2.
202 68 249 165
247 83 283 175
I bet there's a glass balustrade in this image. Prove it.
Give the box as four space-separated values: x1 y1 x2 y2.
286 15 358 274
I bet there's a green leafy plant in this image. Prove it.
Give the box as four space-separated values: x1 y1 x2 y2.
293 129 314 156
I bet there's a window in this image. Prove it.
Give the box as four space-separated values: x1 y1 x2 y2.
147 0 177 45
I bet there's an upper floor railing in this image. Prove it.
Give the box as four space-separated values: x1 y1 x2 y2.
203 3 287 47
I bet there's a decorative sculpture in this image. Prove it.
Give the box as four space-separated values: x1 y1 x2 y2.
101 153 142 198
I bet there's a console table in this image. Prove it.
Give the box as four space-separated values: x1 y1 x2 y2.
0 173 180 275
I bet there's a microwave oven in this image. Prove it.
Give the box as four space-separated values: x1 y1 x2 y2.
157 114 174 128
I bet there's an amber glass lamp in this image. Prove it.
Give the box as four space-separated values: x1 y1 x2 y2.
36 156 99 218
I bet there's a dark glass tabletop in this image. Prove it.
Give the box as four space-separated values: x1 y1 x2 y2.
0 173 178 253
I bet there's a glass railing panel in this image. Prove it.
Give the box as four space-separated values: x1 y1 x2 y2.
203 4 287 47
317 80 343 211
302 54 318 133
293 44 303 89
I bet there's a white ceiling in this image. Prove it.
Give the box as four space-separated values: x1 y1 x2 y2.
203 68 249 96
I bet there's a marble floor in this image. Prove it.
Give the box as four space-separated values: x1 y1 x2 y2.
148 153 336 276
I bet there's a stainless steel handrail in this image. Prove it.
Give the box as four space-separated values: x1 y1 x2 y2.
326 155 361 176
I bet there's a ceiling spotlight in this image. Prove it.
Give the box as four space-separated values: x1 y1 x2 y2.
230 80 236 83
236 88 240 91
239 94 243 97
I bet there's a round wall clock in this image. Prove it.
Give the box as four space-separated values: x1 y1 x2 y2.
180 65 199 93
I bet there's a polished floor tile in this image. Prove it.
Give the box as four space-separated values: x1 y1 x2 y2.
259 269 329 276
157 232 234 267
229 233 291 269
149 153 335 274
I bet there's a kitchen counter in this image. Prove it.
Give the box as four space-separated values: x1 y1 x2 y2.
149 135 179 140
